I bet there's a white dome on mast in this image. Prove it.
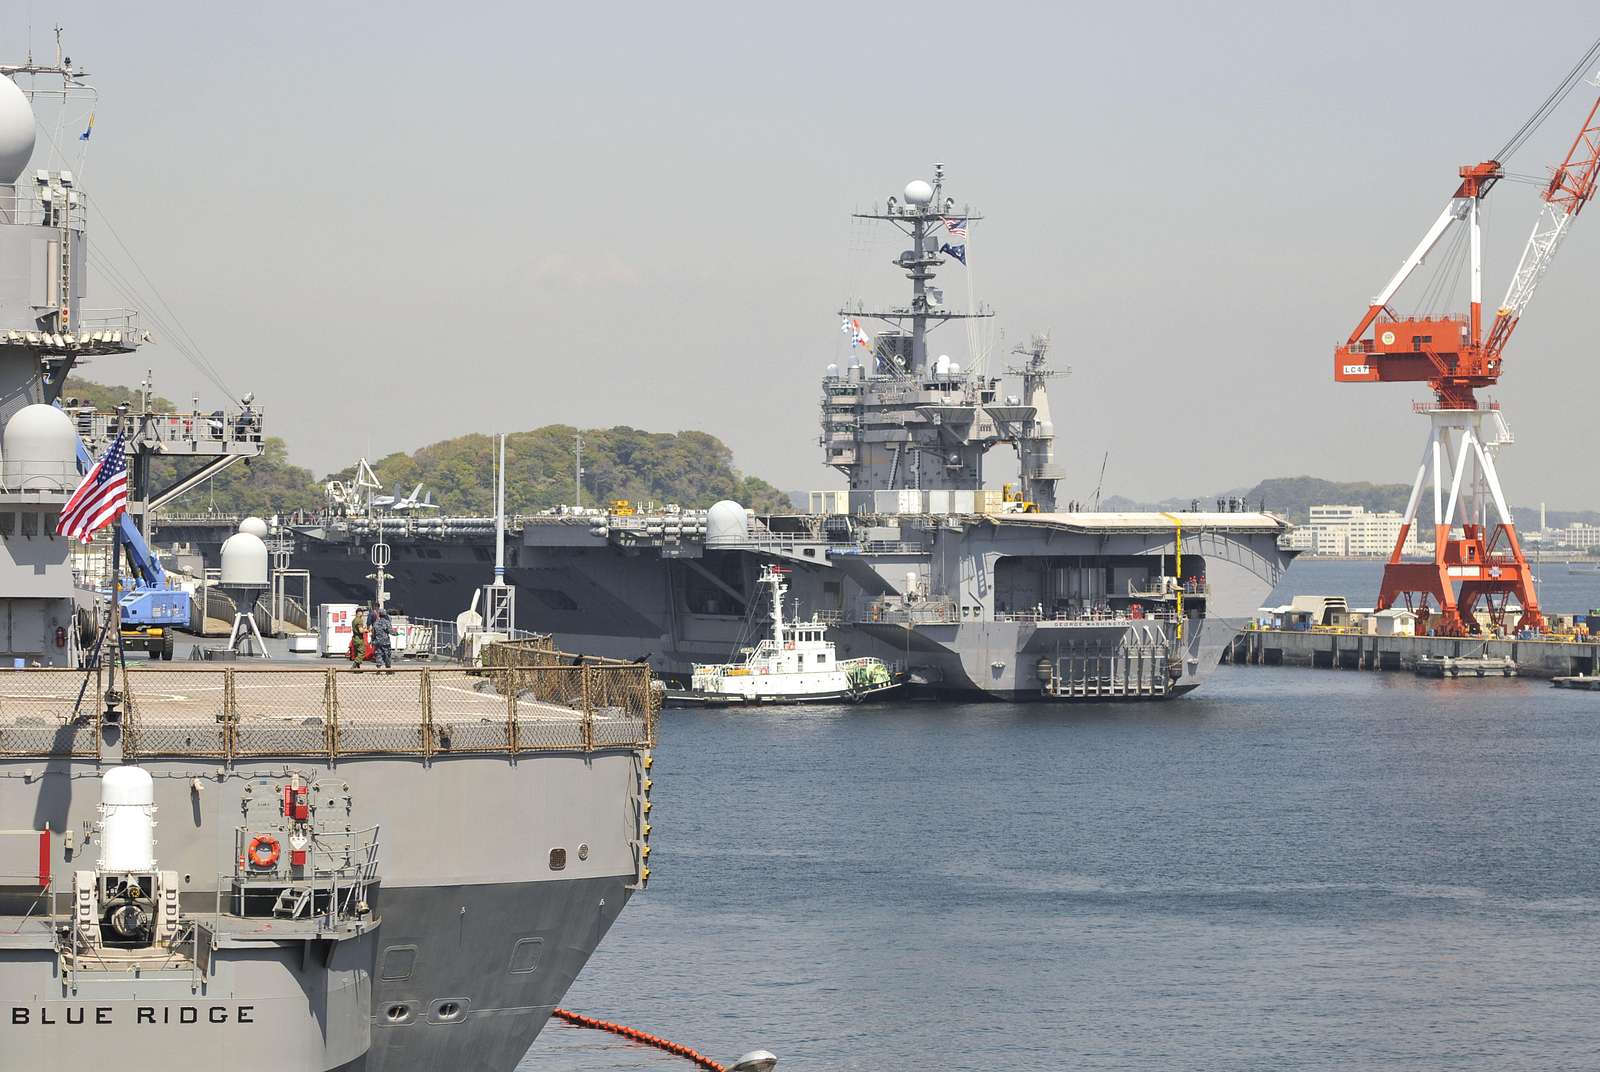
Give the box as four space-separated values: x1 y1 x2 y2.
903 179 934 205
0 77 37 185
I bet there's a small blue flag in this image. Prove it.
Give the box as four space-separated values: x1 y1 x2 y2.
940 242 966 266
78 113 94 141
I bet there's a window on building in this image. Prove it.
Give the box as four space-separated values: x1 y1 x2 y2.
20 512 37 538
0 512 13 537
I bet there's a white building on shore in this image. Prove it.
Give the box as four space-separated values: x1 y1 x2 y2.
1545 521 1600 550
1280 504 1424 557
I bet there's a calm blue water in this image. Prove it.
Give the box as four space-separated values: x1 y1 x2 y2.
526 665 1600 1071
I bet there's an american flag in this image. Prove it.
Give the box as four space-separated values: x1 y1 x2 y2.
943 217 968 238
56 431 129 543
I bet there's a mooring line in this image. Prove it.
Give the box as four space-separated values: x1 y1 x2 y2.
551 1007 727 1071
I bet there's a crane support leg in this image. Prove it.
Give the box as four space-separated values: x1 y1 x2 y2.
1376 406 1541 636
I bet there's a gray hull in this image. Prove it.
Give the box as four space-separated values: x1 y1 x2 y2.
0 745 648 1071
364 876 632 1070
218 512 1292 702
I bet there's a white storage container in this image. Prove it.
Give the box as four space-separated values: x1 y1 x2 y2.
319 603 359 658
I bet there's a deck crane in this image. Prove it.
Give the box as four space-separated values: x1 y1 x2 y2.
1333 64 1600 637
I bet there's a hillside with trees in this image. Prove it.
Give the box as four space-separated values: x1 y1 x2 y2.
341 426 791 515
63 378 789 516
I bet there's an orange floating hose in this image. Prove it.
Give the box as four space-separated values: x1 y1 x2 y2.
550 1008 727 1072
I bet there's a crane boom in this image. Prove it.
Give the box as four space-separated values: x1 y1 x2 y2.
1483 91 1600 359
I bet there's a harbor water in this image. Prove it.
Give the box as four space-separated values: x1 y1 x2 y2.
532 661 1600 1071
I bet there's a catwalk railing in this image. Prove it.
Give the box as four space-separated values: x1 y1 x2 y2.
0 641 658 759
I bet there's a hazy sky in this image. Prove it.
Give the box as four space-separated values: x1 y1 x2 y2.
10 1 1600 508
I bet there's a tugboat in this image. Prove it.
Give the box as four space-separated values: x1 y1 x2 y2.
685 566 899 704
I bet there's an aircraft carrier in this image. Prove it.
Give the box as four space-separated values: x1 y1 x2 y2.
0 50 655 1070
159 165 1294 700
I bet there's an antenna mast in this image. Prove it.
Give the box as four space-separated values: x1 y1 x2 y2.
482 432 515 635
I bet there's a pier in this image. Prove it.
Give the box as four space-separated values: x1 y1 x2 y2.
1223 628 1600 679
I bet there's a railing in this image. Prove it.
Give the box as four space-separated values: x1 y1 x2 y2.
0 188 89 228
997 608 1182 626
402 616 461 659
0 872 55 931
66 408 265 451
860 540 930 554
75 308 142 336
0 459 77 493
1126 577 1210 599
862 600 959 624
229 825 380 926
0 643 656 760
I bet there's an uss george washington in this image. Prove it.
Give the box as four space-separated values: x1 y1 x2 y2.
160 165 1295 701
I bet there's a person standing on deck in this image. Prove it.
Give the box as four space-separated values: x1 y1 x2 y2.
371 606 394 674
349 605 369 671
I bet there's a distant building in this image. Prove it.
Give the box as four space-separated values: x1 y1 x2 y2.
1547 522 1600 550
1280 504 1422 557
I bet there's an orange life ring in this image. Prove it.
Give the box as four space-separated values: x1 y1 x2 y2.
247 835 280 869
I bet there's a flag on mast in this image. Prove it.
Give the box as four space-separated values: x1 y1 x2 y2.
840 317 873 354
56 431 128 543
942 217 968 238
78 113 95 141
940 242 967 265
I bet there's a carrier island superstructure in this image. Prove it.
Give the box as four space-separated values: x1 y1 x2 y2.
163 165 1295 701
0 56 654 1070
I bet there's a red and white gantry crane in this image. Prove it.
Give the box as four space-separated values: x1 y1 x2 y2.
1334 59 1600 636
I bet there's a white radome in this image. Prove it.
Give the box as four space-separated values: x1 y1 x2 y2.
0 76 36 185
238 516 269 539
705 499 749 546
2 403 77 488
220 531 270 587
903 179 934 205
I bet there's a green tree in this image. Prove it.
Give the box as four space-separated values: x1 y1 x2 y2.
67 378 789 517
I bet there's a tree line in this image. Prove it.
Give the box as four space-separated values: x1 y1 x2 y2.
62 378 791 517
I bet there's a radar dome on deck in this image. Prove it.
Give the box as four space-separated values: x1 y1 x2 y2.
238 516 269 539
2 403 77 489
903 179 934 205
705 500 749 546
0 77 36 185
220 531 269 587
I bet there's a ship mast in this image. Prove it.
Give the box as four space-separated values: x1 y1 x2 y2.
841 163 994 376
765 566 787 643
824 164 1065 513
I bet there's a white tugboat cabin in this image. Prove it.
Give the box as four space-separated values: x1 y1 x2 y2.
690 566 897 703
